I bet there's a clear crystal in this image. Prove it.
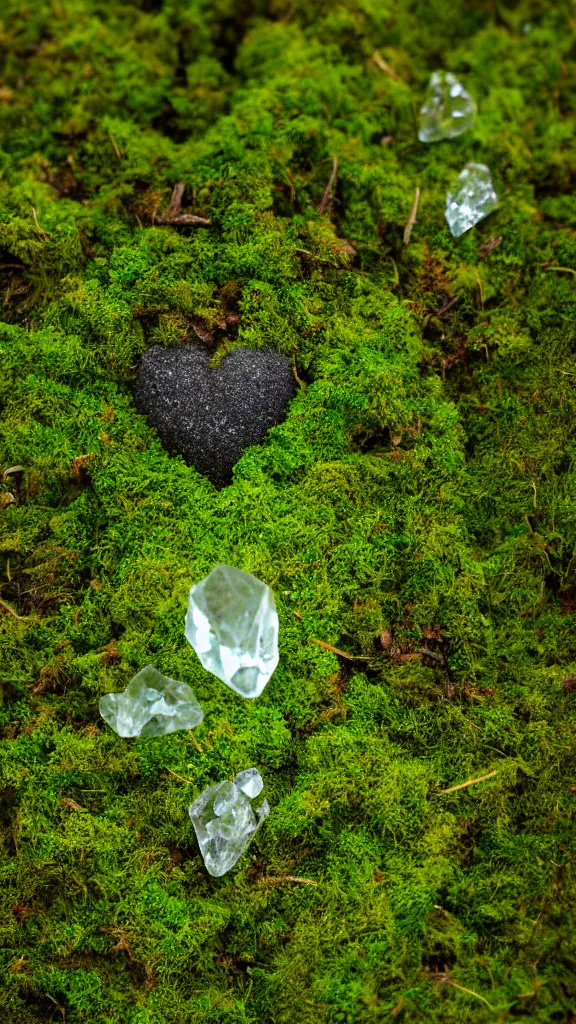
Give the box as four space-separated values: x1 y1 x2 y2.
185 565 279 698
99 664 203 738
418 71 476 143
445 163 498 237
189 768 270 876
234 767 264 798
213 780 240 816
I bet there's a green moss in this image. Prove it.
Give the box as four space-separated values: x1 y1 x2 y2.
1 0 576 1021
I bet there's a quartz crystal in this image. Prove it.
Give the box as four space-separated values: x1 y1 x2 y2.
189 769 269 876
234 767 264 798
185 564 279 698
99 664 204 738
418 71 476 143
445 163 498 237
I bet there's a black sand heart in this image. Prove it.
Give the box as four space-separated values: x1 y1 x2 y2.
133 343 296 488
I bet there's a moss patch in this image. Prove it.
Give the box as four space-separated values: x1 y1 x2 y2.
1 1 576 1021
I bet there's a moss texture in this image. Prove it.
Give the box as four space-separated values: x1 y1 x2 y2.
1 0 576 1021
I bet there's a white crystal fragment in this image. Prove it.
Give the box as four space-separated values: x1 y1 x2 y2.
189 768 270 876
99 664 204 738
445 163 498 237
185 564 279 698
418 71 477 143
234 767 264 798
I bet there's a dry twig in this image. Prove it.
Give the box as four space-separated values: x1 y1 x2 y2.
437 770 497 795
318 156 339 214
31 206 50 239
308 637 371 661
0 597 26 620
263 875 318 887
157 182 211 226
371 51 401 81
165 767 195 784
403 186 420 246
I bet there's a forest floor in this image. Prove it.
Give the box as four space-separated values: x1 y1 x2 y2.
1 1 575 1022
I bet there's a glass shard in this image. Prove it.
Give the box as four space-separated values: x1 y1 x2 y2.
189 768 270 876
185 564 279 698
99 664 204 738
418 71 476 143
445 162 498 237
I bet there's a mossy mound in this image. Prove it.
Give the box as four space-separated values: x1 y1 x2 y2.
1 1 576 1021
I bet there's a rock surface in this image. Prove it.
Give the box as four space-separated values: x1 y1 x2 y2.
133 342 296 488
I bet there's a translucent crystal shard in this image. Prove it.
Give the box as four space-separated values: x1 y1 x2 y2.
185 565 279 698
418 71 476 143
234 767 264 798
99 665 204 738
189 769 269 876
445 163 498 237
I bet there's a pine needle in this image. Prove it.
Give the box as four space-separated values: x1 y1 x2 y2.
308 637 371 661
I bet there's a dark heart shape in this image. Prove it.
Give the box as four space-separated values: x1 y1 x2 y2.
133 343 296 487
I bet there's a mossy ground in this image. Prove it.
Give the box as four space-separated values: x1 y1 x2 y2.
1 1 576 1021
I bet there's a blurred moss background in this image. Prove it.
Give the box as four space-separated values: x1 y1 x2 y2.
0 1 575 1021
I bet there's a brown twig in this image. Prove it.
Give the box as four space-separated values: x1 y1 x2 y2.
31 207 50 239
308 637 371 661
109 132 122 160
263 875 318 886
189 732 203 752
403 186 420 246
433 296 457 317
371 51 401 81
157 182 211 226
437 770 497 795
293 362 306 388
166 214 212 226
165 767 195 784
318 155 339 214
418 647 443 664
163 182 185 219
0 264 25 270
428 969 497 1010
0 597 26 620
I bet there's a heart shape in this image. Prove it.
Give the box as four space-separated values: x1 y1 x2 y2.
133 343 296 487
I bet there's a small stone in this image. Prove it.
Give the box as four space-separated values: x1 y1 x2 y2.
418 71 476 143
185 564 279 698
133 343 296 488
99 664 203 738
445 163 498 238
234 767 264 798
189 768 269 876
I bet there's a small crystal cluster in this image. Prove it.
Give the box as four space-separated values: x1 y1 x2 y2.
416 70 499 238
445 163 498 237
99 665 204 738
189 768 270 876
185 564 279 698
99 566 278 874
418 71 476 143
